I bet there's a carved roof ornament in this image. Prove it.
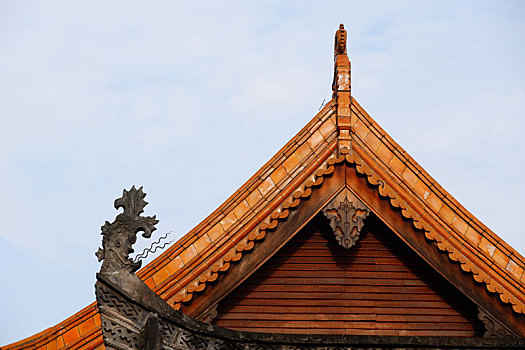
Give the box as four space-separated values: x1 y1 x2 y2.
334 23 347 55
323 188 370 249
96 186 159 274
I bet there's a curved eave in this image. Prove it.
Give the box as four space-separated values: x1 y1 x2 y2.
2 101 338 350
349 97 525 309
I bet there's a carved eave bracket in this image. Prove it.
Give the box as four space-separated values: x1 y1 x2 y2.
323 188 370 249
478 307 518 338
199 304 218 325
96 186 159 274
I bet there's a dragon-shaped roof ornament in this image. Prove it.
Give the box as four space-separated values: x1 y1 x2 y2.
96 186 159 274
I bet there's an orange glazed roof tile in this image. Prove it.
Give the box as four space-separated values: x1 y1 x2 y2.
4 24 524 349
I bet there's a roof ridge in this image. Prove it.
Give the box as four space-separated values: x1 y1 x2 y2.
133 103 338 298
349 138 525 312
351 98 524 262
349 97 525 292
137 101 336 282
351 98 525 272
3 303 101 349
168 139 339 307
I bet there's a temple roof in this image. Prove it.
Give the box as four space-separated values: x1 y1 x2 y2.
4 24 524 349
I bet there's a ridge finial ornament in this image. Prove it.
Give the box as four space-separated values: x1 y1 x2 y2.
96 186 159 274
334 23 347 56
333 23 352 153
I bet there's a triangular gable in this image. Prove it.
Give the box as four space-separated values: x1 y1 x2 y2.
172 143 525 334
5 23 525 349
212 207 484 336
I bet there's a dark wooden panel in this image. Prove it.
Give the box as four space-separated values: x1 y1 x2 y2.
219 298 462 309
215 319 477 331
235 284 445 294
217 313 474 323
227 327 475 337
216 305 473 316
219 292 460 302
213 214 484 336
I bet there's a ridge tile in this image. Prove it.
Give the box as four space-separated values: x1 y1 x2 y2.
479 236 497 257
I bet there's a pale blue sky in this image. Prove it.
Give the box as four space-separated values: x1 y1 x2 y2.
1 0 524 345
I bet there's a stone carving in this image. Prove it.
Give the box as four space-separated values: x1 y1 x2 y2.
477 307 517 338
323 188 370 249
96 186 159 274
97 283 141 350
141 313 161 350
334 23 347 55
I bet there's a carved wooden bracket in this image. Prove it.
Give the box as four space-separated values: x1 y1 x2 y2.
199 304 218 325
477 307 518 338
322 188 370 249
96 186 159 274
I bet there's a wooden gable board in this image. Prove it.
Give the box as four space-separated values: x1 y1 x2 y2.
212 211 485 336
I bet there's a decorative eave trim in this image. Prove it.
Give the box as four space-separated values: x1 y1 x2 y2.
348 144 525 314
136 101 336 285
171 143 525 314
350 97 525 286
169 140 339 309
